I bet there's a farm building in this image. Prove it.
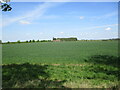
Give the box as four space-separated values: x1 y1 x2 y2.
53 37 77 41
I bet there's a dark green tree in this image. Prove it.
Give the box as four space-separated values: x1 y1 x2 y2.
26 40 28 43
37 40 39 42
17 40 20 43
32 40 35 42
7 41 10 44
53 37 56 40
0 40 2 44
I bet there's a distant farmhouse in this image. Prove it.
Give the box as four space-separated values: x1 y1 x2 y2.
53 37 77 42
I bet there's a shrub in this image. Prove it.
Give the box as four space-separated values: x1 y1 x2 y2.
0 40 2 44
7 41 10 44
17 40 20 43
37 40 39 42
32 40 35 42
26 41 28 43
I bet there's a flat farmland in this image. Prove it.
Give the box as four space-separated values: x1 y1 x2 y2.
2 41 120 88
2 41 118 64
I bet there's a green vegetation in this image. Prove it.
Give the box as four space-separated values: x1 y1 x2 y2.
53 37 77 41
17 40 21 43
3 39 52 44
3 41 118 64
0 40 2 44
2 38 120 44
2 41 120 88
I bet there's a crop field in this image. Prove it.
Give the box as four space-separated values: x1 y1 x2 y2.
2 41 118 64
2 41 120 88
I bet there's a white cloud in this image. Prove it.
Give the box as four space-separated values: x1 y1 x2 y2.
39 32 43 35
22 2 55 20
79 16 84 20
19 20 31 24
60 32 64 34
105 27 111 30
2 2 60 27
80 33 83 35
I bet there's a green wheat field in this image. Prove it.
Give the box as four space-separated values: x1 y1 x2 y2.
2 41 120 88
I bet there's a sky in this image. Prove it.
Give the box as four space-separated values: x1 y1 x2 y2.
1 2 118 42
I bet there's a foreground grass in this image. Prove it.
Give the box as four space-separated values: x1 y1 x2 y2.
2 55 120 88
2 63 119 88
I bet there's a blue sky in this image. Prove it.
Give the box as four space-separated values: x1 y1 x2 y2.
2 2 118 42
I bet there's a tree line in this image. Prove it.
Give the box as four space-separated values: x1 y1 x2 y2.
53 37 77 41
1 38 120 44
1 40 52 44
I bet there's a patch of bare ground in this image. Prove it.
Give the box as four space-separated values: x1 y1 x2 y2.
50 63 90 66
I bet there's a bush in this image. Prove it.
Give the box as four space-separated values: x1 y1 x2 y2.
32 40 35 42
17 40 20 43
53 37 56 40
7 41 10 44
41 40 47 42
26 41 28 43
37 40 39 42
0 40 2 44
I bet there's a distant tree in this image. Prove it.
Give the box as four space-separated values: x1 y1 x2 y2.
7 41 10 44
17 40 20 43
26 40 28 43
29 40 32 42
37 40 39 42
0 40 2 44
48 40 52 42
41 40 47 42
53 37 56 40
32 40 35 42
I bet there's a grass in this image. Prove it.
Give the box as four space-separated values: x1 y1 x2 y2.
2 62 119 88
2 41 120 88
2 41 118 64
